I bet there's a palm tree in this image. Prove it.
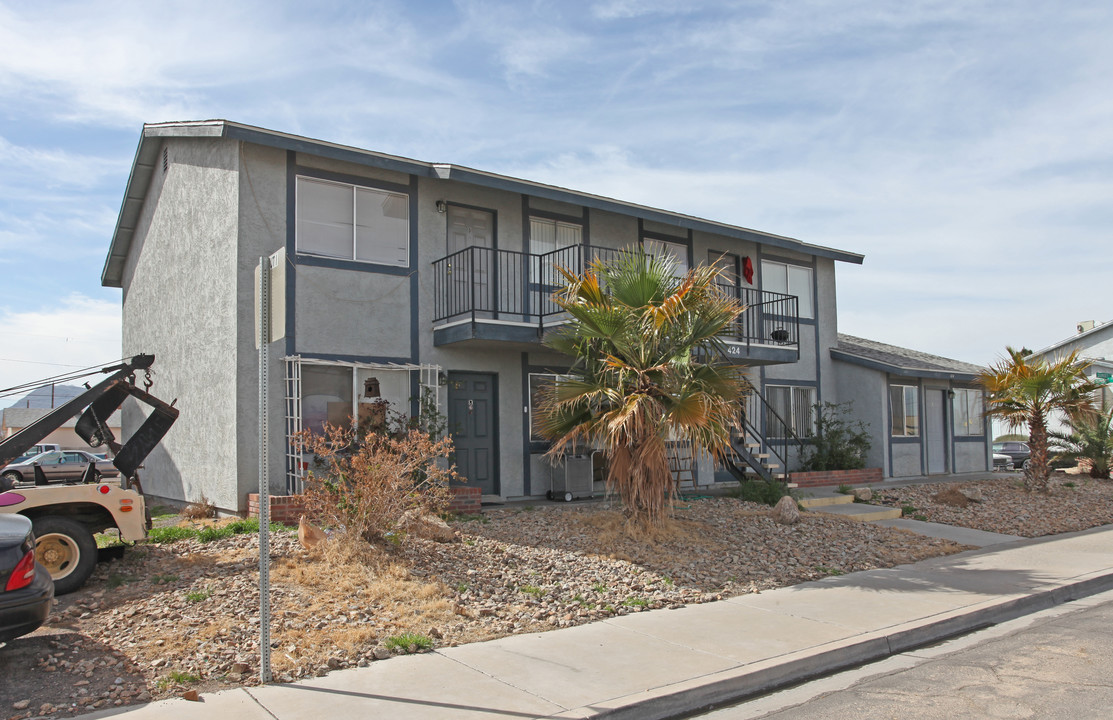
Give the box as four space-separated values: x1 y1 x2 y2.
1050 409 1113 479
979 347 1100 492
535 249 750 527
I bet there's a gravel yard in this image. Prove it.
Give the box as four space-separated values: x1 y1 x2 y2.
872 473 1113 537
3 477 1111 719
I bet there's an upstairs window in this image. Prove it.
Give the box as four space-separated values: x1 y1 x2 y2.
296 176 409 267
529 217 581 255
761 260 814 319
890 385 920 437
952 388 984 436
643 238 689 278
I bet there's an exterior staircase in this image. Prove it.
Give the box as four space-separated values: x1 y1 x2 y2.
723 390 793 485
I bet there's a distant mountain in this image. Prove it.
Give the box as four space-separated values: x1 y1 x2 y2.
4 384 86 409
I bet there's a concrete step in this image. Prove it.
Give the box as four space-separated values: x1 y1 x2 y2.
798 494 855 509
807 502 902 522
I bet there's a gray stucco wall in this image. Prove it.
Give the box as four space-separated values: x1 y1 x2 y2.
120 137 242 511
890 442 923 477
832 360 889 474
954 441 988 473
236 143 289 504
119 136 866 505
293 267 412 358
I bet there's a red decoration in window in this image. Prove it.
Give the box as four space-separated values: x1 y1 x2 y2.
742 256 754 284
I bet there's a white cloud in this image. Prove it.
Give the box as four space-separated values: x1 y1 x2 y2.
0 294 122 401
0 136 127 195
0 0 1108 376
0 1 450 128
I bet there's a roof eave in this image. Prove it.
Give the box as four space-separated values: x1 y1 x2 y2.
830 348 982 382
1029 322 1113 359
101 120 866 287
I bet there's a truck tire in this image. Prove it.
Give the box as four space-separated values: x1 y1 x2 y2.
32 516 97 595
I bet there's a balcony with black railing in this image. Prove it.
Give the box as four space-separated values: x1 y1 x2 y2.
431 244 800 362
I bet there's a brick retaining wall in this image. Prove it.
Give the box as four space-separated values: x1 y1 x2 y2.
448 486 481 514
246 493 305 525
791 467 883 488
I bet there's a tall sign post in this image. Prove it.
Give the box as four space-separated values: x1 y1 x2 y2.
256 253 272 684
255 249 284 684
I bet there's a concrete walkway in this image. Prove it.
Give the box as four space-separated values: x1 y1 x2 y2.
81 523 1113 720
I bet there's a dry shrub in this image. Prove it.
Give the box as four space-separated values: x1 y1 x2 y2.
181 495 216 520
270 543 458 664
932 487 970 508
298 423 457 544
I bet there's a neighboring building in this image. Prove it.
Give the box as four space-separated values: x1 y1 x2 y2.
832 335 991 478
1029 320 1113 415
101 120 989 513
1 407 122 451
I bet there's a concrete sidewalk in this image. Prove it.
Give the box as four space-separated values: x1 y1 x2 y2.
84 524 1113 720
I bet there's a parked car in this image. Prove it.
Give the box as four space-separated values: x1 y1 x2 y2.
0 514 54 644
993 453 1014 471
993 441 1031 470
0 450 118 488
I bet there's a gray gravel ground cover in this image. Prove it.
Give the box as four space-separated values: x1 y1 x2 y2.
7 476 1108 720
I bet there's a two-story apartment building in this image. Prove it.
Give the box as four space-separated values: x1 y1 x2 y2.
101 120 990 513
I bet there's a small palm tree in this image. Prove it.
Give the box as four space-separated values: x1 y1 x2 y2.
535 249 750 527
979 347 1100 492
1050 409 1113 479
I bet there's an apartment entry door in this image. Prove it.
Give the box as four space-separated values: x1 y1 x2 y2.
925 389 948 474
447 372 498 495
446 205 494 314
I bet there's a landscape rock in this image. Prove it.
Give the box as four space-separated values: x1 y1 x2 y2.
398 510 457 543
769 495 800 524
932 487 970 508
13 474 1111 717
959 486 983 503
852 488 873 502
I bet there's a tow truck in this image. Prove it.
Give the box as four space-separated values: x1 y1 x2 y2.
0 355 178 593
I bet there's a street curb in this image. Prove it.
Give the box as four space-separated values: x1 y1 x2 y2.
584 569 1113 720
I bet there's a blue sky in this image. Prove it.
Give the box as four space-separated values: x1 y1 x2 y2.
0 0 1110 395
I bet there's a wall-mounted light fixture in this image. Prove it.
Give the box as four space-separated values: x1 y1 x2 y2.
947 389 956 399
436 200 447 213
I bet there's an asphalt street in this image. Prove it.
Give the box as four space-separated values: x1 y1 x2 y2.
695 589 1113 720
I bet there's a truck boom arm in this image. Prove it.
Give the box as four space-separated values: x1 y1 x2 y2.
0 354 178 477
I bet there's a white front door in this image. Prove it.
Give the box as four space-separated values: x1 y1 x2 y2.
926 389 947 474
447 206 494 312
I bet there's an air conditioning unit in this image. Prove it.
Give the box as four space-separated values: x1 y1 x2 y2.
1078 320 1095 334
547 454 594 502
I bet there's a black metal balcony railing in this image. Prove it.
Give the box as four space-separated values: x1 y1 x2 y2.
432 244 800 350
